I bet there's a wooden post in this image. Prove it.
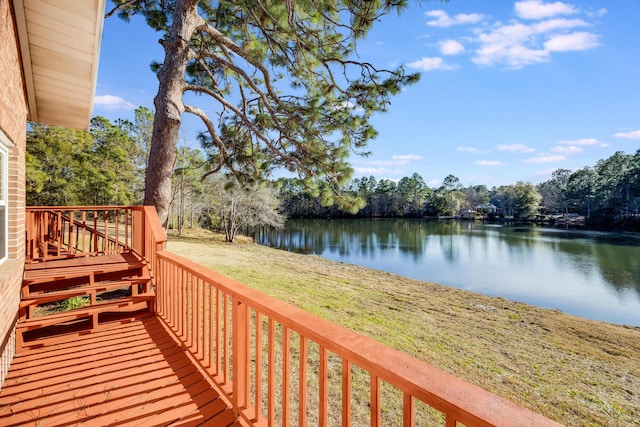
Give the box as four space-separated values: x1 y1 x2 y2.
403 392 414 427
232 297 248 414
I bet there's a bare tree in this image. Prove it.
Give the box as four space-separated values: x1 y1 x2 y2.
206 175 285 243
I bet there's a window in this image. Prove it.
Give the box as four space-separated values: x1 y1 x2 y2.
0 133 8 263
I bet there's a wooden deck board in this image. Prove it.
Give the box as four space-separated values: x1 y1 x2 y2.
24 252 144 272
0 317 238 427
23 253 145 287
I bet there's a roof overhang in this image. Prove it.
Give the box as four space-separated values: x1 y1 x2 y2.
13 0 106 130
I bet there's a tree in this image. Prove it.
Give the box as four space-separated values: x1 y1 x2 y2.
130 106 155 198
566 167 596 218
537 168 571 214
276 177 325 218
492 185 516 218
373 178 399 217
354 176 378 217
109 0 421 225
462 185 490 209
397 173 430 216
594 151 634 217
436 175 464 216
26 124 94 206
205 175 285 242
88 117 141 205
26 118 140 206
170 146 207 234
512 181 542 220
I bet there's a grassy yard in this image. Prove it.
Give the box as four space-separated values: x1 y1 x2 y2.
167 230 640 427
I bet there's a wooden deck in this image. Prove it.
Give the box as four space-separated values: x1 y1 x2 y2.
0 317 240 427
8 205 563 427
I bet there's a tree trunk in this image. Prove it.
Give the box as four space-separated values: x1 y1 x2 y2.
143 0 201 226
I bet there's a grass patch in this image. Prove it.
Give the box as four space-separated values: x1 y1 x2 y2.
62 295 90 311
167 230 640 426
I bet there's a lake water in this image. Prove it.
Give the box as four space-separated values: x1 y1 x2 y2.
255 219 640 326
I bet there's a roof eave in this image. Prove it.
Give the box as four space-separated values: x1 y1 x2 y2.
13 0 106 130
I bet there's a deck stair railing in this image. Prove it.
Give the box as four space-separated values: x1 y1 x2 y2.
25 206 136 262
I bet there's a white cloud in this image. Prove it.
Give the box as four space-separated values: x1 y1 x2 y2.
471 9 599 68
94 94 136 110
353 167 387 175
544 32 600 52
497 144 536 153
426 10 485 27
477 160 504 166
531 18 587 33
338 101 364 113
407 57 457 71
613 130 640 140
392 154 424 161
473 23 549 67
523 153 566 163
420 3 601 70
457 146 486 153
515 1 577 20
587 8 607 18
551 145 583 154
439 39 465 55
558 138 608 147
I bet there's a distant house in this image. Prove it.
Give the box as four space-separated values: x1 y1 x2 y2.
459 209 476 219
476 203 497 214
0 0 105 387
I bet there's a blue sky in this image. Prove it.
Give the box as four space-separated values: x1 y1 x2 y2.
95 0 640 188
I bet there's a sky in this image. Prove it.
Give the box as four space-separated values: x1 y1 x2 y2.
95 0 640 188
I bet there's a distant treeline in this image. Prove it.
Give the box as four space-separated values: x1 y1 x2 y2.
26 113 640 233
276 149 640 231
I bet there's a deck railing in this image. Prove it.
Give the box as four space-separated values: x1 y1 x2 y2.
25 206 561 426
26 206 134 262
153 252 561 427
25 206 167 264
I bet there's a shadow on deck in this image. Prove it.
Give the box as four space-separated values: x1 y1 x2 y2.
0 317 241 427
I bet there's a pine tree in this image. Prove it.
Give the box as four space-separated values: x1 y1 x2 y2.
108 0 422 224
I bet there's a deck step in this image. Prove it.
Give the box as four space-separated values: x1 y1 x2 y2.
17 296 155 349
20 277 151 308
18 296 155 332
18 252 155 351
23 252 146 296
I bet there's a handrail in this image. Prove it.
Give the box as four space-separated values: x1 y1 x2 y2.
61 212 128 252
25 206 167 266
154 250 562 427
25 207 137 262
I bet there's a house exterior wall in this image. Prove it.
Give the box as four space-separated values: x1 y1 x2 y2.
0 0 28 389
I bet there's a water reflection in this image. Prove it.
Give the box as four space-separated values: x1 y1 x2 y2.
255 219 640 326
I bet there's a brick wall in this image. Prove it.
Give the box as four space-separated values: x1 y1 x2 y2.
0 0 28 389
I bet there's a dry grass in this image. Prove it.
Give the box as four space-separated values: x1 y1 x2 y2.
167 230 640 426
